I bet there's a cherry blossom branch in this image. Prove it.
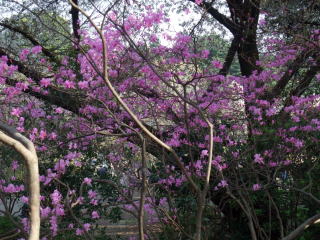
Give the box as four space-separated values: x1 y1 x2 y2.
53 178 94 240
111 121 148 240
112 25 216 239
67 2 219 239
68 0 199 193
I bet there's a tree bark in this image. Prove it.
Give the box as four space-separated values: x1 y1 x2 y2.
70 0 81 43
282 213 320 240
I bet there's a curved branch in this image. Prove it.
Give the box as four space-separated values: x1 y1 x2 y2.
282 213 320 240
289 62 320 97
68 0 199 193
0 47 82 114
188 0 240 35
266 49 314 99
0 122 40 240
0 121 35 154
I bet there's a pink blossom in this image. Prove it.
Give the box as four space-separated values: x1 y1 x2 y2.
269 161 278 167
21 218 30 232
11 160 19 170
3 184 19 193
39 175 46 182
92 211 100 219
252 184 261 191
54 159 67 173
259 19 266 26
39 130 47 140
49 132 57 140
90 199 98 205
212 60 223 69
83 223 91 232
40 207 51 218
74 160 82 167
63 80 75 89
194 160 203 170
184 8 190 14
78 81 89 89
218 180 228 188
175 178 183 187
55 107 63 114
21 196 29 203
50 190 62 205
201 49 210 58
254 154 264 164
212 155 222 166
50 216 58 236
40 78 51 87
293 139 304 148
266 107 277 116
76 228 83 235
150 34 158 42
212 136 223 142
11 108 23 117
54 206 65 216
283 160 292 166
83 177 92 185
15 82 29 91
31 46 42 54
201 150 208 158
88 189 97 198
19 49 30 61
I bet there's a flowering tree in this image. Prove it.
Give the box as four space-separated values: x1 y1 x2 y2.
0 0 319 240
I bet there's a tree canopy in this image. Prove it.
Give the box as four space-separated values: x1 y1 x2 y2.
0 1 319 240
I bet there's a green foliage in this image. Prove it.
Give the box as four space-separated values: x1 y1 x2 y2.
1 9 71 55
108 207 122 223
195 34 241 75
0 216 16 234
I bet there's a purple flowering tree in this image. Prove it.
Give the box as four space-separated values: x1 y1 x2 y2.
0 0 319 240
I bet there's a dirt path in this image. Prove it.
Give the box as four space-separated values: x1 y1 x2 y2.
100 223 162 236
